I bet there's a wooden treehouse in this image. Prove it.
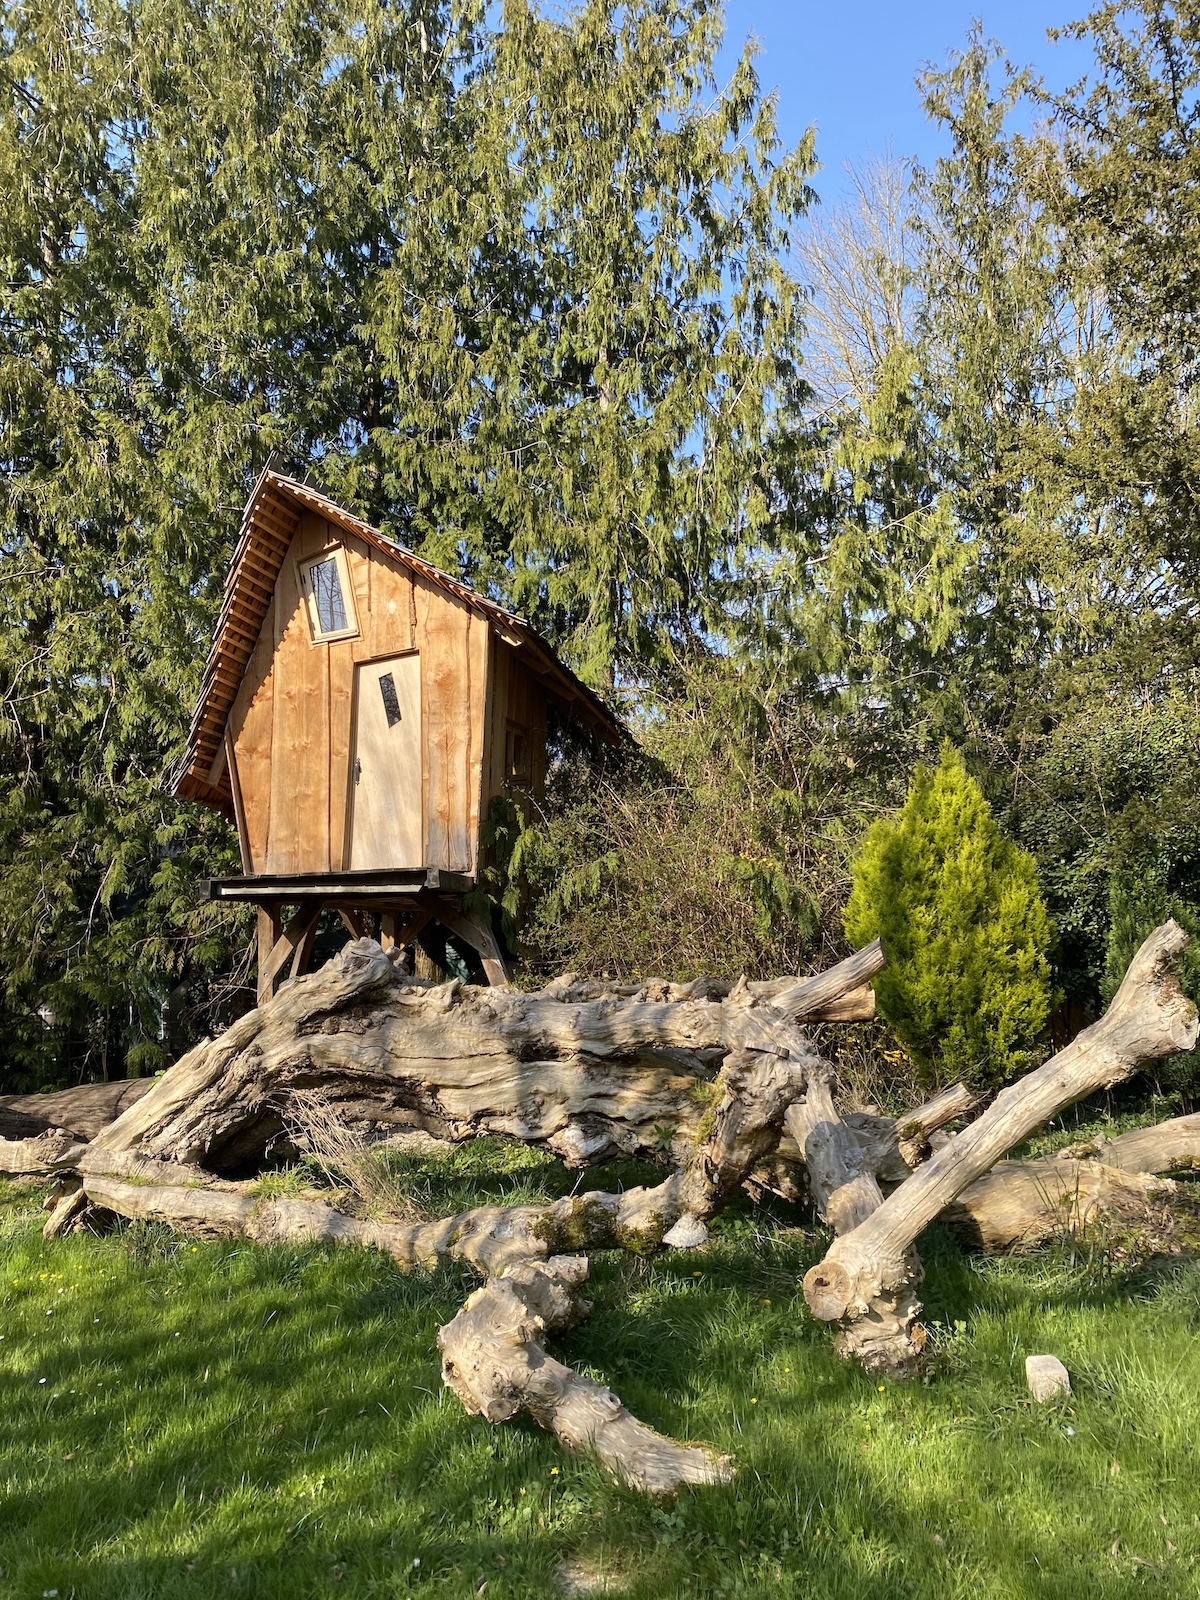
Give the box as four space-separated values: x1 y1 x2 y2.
174 468 625 999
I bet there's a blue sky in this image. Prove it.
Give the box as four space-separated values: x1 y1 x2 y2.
717 1 1097 202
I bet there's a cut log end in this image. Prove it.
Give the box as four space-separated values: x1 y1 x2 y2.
801 1259 854 1323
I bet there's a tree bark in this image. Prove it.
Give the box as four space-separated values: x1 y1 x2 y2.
802 921 1198 1372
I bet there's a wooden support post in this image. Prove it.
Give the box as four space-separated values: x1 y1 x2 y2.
289 910 322 982
379 913 399 952
337 908 367 940
414 926 448 983
256 901 284 1005
438 904 511 987
258 903 322 1002
393 908 434 949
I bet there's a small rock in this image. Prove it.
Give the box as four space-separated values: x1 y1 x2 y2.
1026 1353 1071 1402
662 1214 708 1250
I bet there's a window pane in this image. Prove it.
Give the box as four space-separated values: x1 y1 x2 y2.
378 671 402 726
310 557 347 634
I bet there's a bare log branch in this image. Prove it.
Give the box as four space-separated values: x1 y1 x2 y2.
943 1110 1200 1251
0 1132 85 1177
439 1257 732 1493
762 940 885 1021
526 941 882 1023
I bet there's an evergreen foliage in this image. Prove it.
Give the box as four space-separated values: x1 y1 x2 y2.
844 746 1055 1089
1102 873 1200 1096
2 0 1199 1106
0 0 813 1085
774 7 1200 1072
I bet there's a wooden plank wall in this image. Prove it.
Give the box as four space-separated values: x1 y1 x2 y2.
228 513 490 877
480 642 550 826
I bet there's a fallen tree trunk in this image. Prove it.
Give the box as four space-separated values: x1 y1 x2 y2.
802 921 1198 1372
1094 1112 1200 1176
89 939 867 1173
942 1159 1179 1252
943 1109 1200 1252
0 1079 152 1142
72 1039 810 1264
66 1023 805 1490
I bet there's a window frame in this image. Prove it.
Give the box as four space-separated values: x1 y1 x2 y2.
297 545 359 644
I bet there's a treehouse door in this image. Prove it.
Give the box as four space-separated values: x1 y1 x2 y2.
348 653 422 869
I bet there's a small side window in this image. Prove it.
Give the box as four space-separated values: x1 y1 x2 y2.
298 547 358 642
505 722 529 785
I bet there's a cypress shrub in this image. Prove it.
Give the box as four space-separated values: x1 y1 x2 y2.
845 744 1055 1089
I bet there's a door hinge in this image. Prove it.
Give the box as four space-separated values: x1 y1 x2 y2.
353 757 362 785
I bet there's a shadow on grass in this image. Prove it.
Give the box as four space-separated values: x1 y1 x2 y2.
1 1186 1198 1598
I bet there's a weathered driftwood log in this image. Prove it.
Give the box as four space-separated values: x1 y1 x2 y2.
0 1130 86 1177
75 1163 734 1489
72 1039 810 1265
536 940 883 1022
802 921 1198 1372
944 1109 1200 1251
753 1080 982 1204
89 939 863 1173
1090 1112 1200 1176
0 1079 152 1142
941 1158 1179 1252
785 1062 886 1234
439 1256 732 1493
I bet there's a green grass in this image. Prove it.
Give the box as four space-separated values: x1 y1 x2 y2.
2 1143 1200 1600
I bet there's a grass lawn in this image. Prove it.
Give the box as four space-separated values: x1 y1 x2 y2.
2 1139 1199 1600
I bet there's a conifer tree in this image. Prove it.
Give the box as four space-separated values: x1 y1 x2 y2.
0 0 813 1083
845 745 1055 1088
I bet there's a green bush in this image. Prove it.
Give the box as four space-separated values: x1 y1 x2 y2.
845 744 1055 1089
510 666 907 984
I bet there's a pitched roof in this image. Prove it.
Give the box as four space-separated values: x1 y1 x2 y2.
173 469 627 814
